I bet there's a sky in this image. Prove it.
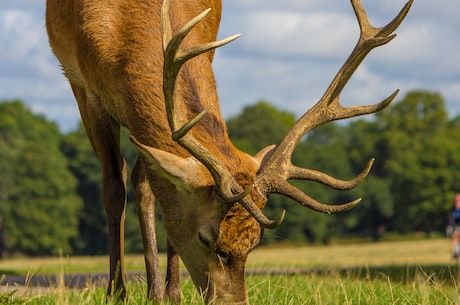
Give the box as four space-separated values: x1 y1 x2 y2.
0 0 459 132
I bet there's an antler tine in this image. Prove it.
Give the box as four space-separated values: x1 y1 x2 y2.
240 197 286 229
324 0 413 112
160 0 284 227
289 158 375 191
255 0 412 213
276 179 362 215
161 0 238 189
353 0 413 39
261 0 412 165
161 0 240 136
254 158 374 215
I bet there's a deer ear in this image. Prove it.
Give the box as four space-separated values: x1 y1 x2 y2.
129 136 209 190
253 144 276 167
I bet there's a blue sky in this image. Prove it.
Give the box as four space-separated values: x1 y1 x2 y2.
1 0 459 132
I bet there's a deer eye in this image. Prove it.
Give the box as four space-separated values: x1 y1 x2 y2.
197 231 212 250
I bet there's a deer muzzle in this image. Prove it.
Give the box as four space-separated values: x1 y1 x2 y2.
203 260 248 305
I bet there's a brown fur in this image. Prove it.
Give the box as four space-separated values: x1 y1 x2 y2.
46 0 264 303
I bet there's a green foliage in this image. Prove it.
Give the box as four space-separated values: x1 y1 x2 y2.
228 90 459 242
61 124 107 255
227 100 295 154
0 100 82 256
376 91 458 233
61 125 168 255
1 90 458 255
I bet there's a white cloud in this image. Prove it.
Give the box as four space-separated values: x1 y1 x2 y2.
217 0 460 118
0 5 79 130
239 11 357 59
1 10 45 58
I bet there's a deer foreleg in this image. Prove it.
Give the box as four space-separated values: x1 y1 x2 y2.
132 161 163 302
165 240 181 304
103 159 128 300
70 84 127 299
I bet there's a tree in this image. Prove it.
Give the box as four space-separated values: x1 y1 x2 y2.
228 92 457 241
2 90 455 256
61 124 107 254
227 101 295 155
340 119 395 240
375 91 454 233
0 100 82 256
294 123 362 242
344 175 393 240
62 125 169 254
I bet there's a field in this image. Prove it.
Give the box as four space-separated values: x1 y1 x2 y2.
1 238 460 304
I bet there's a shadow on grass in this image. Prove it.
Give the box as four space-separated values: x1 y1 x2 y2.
2 264 460 289
350 264 460 285
339 263 460 285
247 262 460 286
0 270 22 276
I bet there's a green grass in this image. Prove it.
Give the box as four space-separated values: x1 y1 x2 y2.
0 239 453 274
5 272 459 305
247 273 460 305
1 238 460 304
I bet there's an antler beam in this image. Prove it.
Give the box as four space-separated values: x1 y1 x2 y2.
255 0 413 213
160 0 284 228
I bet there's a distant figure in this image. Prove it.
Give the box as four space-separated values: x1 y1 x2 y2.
448 194 460 258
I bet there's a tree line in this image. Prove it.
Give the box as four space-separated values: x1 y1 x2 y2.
0 90 457 257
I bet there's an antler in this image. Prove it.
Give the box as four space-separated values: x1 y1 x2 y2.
160 0 412 226
161 0 284 228
255 0 413 213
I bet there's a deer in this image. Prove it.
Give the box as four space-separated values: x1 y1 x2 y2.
46 0 412 303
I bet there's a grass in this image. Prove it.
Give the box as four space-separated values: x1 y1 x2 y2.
1 238 460 304
0 254 150 275
4 272 459 305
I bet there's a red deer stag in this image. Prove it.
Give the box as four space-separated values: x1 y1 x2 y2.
46 0 412 303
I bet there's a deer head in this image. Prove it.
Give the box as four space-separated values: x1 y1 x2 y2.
130 0 413 303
